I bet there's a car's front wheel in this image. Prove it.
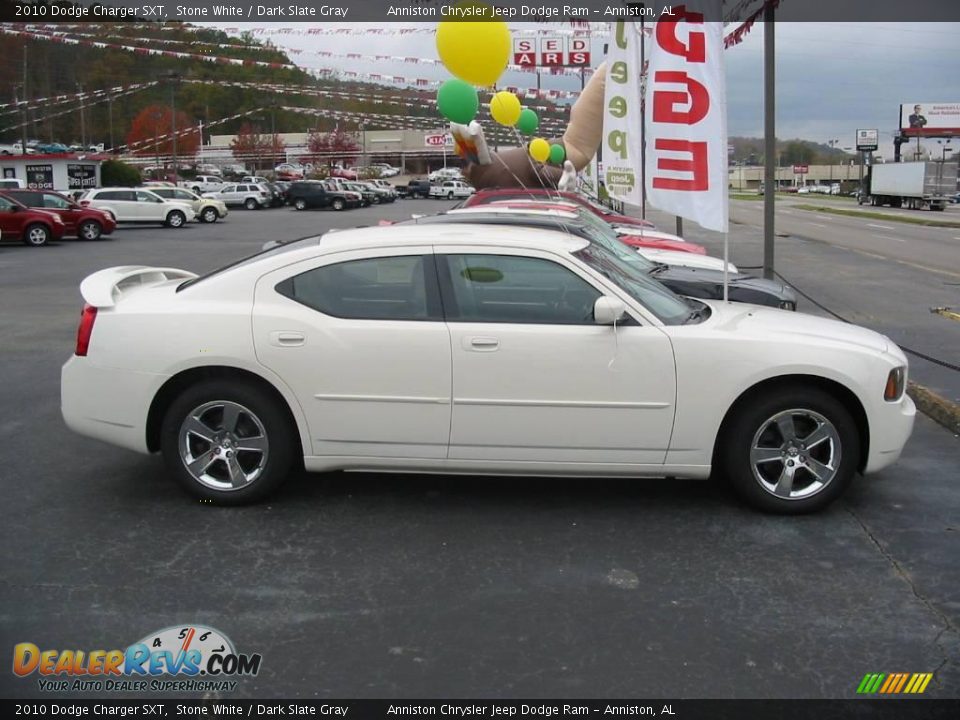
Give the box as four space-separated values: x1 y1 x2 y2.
165 210 186 228
294 198 307 211
200 207 218 223
160 380 296 504
244 198 258 210
78 220 103 240
332 198 345 211
720 386 859 514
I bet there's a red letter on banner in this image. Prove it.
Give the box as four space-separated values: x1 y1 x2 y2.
655 5 706 62
652 140 709 191
652 71 710 125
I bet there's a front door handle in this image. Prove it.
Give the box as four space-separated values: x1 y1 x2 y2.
269 331 306 347
467 337 499 352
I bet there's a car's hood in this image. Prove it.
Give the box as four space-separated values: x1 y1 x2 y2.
638 248 737 273
655 265 786 291
702 301 889 353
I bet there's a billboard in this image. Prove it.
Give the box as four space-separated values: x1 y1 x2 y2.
899 103 960 136
25 164 54 190
67 164 97 189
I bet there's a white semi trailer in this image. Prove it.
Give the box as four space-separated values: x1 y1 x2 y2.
862 161 957 211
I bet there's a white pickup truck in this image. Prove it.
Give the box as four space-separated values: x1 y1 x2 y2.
178 175 225 194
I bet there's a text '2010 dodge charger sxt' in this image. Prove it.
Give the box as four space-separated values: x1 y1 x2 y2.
61 224 915 513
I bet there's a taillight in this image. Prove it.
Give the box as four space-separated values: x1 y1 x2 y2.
79 200 90 206
884 367 906 401
75 304 97 356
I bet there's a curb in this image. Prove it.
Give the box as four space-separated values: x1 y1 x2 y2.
907 382 960 436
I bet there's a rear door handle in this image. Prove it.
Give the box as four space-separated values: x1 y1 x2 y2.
269 331 305 347
467 337 499 352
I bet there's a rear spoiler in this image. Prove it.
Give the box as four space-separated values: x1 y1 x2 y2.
80 266 198 308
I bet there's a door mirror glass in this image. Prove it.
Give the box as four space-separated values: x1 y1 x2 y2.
593 296 627 325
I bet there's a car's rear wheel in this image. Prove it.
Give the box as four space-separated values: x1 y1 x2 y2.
244 198 258 210
332 198 345 211
160 381 295 504
721 387 859 514
448 191 454 199
23 223 50 247
294 198 307 211
165 210 186 228
200 207 218 223
78 220 103 240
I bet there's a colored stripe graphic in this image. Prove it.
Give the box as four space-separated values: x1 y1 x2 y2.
857 672 932 694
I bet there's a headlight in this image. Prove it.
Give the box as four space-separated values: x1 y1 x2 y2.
884 366 906 401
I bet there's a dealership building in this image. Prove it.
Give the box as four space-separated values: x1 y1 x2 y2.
0 153 105 191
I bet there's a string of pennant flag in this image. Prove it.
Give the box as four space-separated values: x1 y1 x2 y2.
0 81 158 114
0 85 154 134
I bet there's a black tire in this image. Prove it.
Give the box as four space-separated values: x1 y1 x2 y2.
332 198 345 211
165 210 186 228
160 379 296 505
294 198 307 211
372 196 381 205
244 198 258 210
719 386 860 514
448 191 454 199
23 223 50 247
78 219 102 240
192 186 201 194
200 207 218 223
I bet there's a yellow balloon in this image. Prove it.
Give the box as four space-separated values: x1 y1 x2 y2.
436 4 510 86
489 91 522 126
529 138 550 163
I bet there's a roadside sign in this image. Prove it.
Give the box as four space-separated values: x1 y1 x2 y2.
856 129 879 152
793 164 809 174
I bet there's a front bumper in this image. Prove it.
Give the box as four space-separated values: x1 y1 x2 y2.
864 393 916 474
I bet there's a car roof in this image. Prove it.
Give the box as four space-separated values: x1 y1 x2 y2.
320 223 588 254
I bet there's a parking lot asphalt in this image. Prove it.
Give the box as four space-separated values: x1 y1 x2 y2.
1 200 958 699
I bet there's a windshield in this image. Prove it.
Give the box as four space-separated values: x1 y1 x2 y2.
573 242 691 325
572 209 656 272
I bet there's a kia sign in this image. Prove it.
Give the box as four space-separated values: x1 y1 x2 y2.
513 38 535 67
856 129 879 152
793 164 809 174
424 134 453 148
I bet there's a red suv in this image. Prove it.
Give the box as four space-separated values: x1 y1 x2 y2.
462 188 657 229
0 193 66 247
2 189 116 240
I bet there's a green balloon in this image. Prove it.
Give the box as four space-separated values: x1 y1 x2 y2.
437 78 479 124
516 108 539 135
549 143 566 165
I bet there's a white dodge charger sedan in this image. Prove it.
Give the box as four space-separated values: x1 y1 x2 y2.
61 224 915 513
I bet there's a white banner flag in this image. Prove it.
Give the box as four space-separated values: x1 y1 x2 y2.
644 1 728 233
601 21 644 206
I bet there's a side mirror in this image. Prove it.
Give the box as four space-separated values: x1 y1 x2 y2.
593 296 627 325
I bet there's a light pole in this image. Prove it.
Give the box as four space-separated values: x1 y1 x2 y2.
162 71 182 180
77 83 86 148
827 139 839 190
359 122 366 169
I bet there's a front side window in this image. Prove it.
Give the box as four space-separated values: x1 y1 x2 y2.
0 196 16 211
441 254 601 325
222 185 236 193
276 255 439 322
41 193 71 209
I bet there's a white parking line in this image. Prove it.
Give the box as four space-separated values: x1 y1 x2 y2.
877 235 905 243
810 222 828 228
867 223 896 230
815 215 832 220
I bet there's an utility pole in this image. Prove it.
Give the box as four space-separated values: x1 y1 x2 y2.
163 71 182 180
107 95 114 151
77 83 86 148
13 84 28 154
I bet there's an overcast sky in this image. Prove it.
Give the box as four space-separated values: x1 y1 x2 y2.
214 21 960 157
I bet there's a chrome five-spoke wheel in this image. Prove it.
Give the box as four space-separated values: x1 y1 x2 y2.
750 408 840 500
178 400 269 491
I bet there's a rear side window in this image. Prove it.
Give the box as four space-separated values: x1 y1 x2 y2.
12 191 42 206
97 191 134 201
440 254 601 325
276 255 441 322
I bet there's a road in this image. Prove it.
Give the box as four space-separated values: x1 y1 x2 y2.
731 198 960 277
